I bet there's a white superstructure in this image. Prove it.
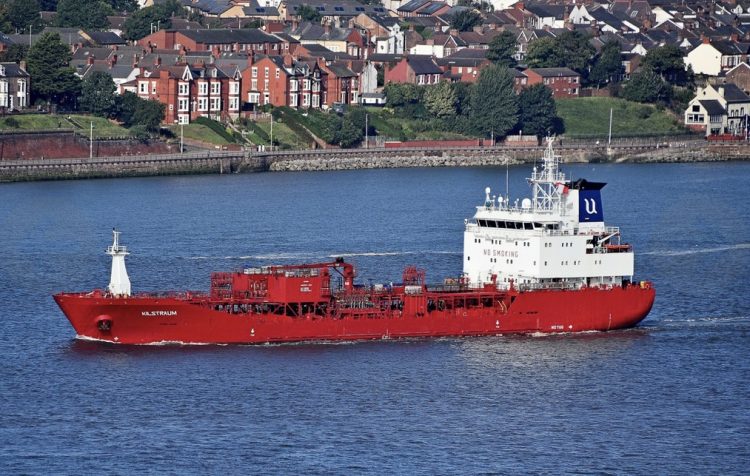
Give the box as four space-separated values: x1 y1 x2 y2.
463 140 634 289
107 229 131 296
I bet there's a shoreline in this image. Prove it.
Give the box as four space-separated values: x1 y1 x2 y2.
1 142 749 183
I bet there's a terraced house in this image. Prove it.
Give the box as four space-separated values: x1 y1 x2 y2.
121 60 242 124
243 54 326 109
0 63 29 112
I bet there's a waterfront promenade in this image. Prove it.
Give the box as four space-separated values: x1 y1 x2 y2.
1 136 747 182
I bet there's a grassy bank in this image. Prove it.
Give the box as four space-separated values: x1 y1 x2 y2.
557 97 686 137
0 114 133 138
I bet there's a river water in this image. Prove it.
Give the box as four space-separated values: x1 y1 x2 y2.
1 162 748 474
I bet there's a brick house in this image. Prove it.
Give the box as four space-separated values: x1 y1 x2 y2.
138 29 289 56
385 55 443 85
724 62 750 94
242 54 327 110
321 62 358 105
0 62 30 111
523 67 580 98
437 49 490 83
121 61 242 124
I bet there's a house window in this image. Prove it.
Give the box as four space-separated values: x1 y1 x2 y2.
17 80 26 93
312 94 319 108
264 79 269 90
290 80 298 92
210 82 220 95
252 67 258 78
139 81 148 94
303 93 310 107
275 68 280 79
198 98 208 111
229 97 239 110
264 67 269 78
290 93 298 107
178 98 189 111
251 79 257 90
198 82 208 95
249 92 260 103
692 105 700 112
210 97 220 110
303 79 310 90
229 81 239 95
178 82 188 95
151 81 157 93
178 114 189 124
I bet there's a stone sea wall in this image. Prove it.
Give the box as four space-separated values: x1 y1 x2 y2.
1 141 749 183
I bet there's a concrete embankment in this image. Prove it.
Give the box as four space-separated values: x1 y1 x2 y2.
616 143 750 163
1 140 748 183
0 152 262 182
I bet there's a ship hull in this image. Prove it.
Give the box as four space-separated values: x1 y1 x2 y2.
54 286 655 345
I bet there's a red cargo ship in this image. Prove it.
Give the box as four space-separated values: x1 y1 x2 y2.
54 142 654 344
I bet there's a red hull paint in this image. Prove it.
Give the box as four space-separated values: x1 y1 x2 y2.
54 285 655 345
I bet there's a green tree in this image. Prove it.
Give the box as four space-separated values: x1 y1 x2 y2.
526 37 558 67
642 45 691 86
113 91 139 125
26 32 80 106
122 0 183 41
107 0 137 12
424 81 457 117
450 10 482 32
589 40 623 87
517 84 563 139
470 64 518 138
0 3 11 33
5 0 43 32
339 119 363 148
555 30 595 74
621 68 671 103
113 91 168 132
383 83 422 108
526 31 595 77
0 43 28 62
486 30 517 67
296 5 322 23
79 71 116 117
55 0 112 30
132 98 165 132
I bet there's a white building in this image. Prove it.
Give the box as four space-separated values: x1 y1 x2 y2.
684 83 750 136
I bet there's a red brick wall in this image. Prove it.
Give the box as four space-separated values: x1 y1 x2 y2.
0 132 173 160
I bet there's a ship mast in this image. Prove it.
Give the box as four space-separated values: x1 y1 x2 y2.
530 138 565 213
106 229 131 296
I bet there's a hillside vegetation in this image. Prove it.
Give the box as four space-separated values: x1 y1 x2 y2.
557 97 686 138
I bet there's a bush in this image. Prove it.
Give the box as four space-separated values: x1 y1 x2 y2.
4 117 20 128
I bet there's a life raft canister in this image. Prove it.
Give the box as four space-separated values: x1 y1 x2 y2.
96 315 113 332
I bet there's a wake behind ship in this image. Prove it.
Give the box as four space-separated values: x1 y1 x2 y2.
54 142 655 344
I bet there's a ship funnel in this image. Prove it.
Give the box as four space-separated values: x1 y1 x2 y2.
106 229 131 296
